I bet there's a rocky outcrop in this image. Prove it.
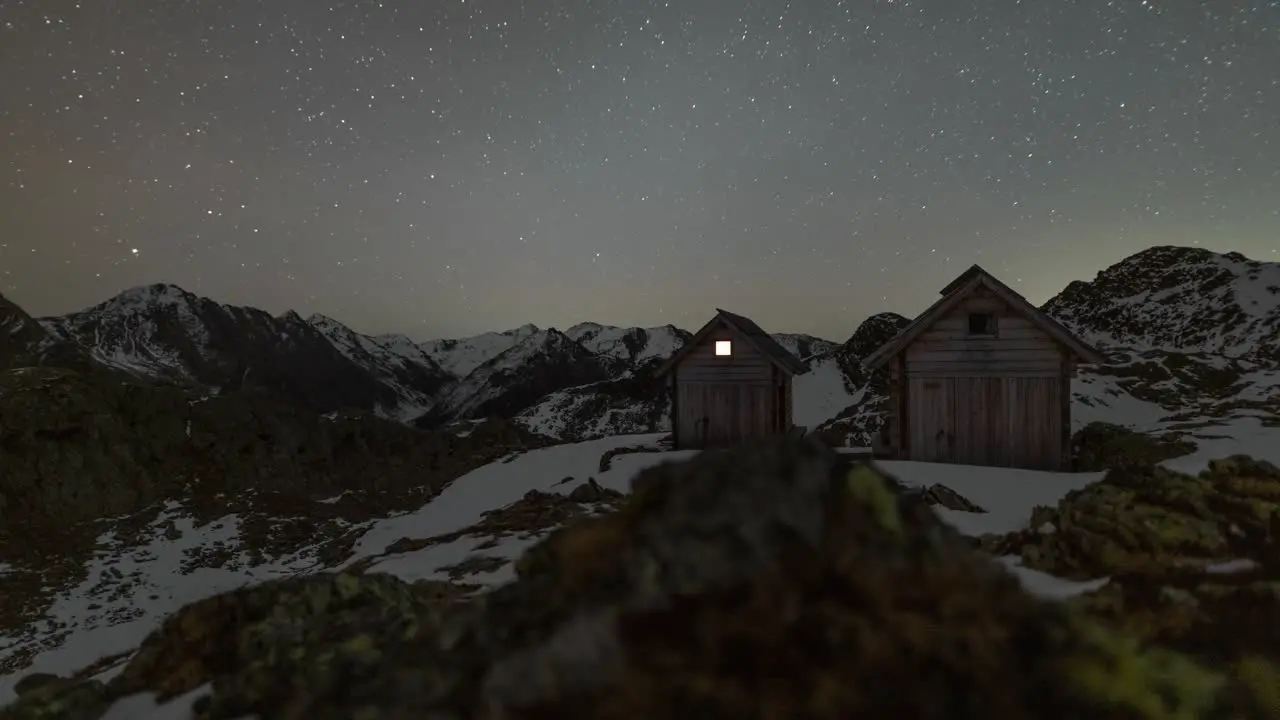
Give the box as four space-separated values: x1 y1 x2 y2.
808 312 912 448
1043 246 1280 361
1006 457 1280 579
1071 421 1198 471
0 367 546 540
4 441 1277 718
993 455 1280 676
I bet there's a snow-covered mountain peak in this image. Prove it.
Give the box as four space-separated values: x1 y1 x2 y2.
420 324 546 378
505 323 541 338
1043 245 1280 359
840 312 912 362
108 282 197 309
770 333 837 363
564 322 689 365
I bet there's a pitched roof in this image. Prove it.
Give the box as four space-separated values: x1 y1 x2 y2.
862 264 1106 369
655 308 808 377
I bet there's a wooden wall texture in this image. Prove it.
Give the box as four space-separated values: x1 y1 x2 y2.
887 285 1073 470
672 322 790 449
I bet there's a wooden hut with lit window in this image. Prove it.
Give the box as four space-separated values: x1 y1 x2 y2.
655 308 809 449
863 264 1105 470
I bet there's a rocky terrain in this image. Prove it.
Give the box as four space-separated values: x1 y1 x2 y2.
2 244 1280 715
4 441 1280 719
1044 246 1280 362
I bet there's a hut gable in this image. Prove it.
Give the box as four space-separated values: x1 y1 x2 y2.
655 309 808 379
864 265 1105 370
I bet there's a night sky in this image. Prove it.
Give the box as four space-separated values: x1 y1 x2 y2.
2 1 1277 341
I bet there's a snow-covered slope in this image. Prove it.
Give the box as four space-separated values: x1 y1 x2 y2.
792 355 862 429
513 360 671 441
306 313 451 420
564 322 690 365
37 284 423 416
1044 246 1280 359
422 328 622 425
419 324 542 378
770 333 837 362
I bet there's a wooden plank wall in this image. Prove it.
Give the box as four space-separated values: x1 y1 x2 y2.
676 382 775 447
675 323 773 384
907 377 953 462
904 375 1064 469
783 377 793 431
904 286 1062 378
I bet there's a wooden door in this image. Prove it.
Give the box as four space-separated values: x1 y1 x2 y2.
908 377 954 462
677 382 774 448
952 377 1007 467
1003 377 1063 470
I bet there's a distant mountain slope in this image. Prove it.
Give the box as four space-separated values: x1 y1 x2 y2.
1043 246 1280 361
39 284 405 415
420 328 622 426
306 314 452 420
25 245 1280 444
564 322 690 365
0 294 95 372
515 359 672 441
770 333 838 362
419 324 541 378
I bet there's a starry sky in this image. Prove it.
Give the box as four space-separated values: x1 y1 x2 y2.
2 1 1277 342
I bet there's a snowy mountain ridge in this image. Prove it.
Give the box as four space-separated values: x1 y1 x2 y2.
1044 245 1280 360
19 244 1280 445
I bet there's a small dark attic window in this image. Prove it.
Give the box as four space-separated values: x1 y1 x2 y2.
967 312 996 336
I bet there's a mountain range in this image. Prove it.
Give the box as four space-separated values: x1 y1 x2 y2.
4 245 1278 447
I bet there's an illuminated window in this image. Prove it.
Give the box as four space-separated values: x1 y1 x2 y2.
715 340 732 356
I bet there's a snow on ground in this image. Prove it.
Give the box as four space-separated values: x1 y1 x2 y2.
1159 416 1280 475
101 683 212 720
1206 559 1259 574
514 375 669 441
345 434 667 564
1070 373 1177 431
0 503 326 704
352 436 693 583
996 556 1111 600
876 460 1106 537
792 356 860 429
367 532 545 585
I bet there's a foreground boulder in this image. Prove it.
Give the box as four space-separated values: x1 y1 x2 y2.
997 455 1280 674
1070 421 1197 471
1010 456 1280 578
4 441 1278 718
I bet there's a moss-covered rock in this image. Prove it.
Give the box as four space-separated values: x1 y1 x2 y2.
1071 421 1198 471
4 441 1275 718
1013 458 1280 579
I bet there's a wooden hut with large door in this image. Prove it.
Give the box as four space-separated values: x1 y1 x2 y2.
655 309 808 450
863 265 1105 470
